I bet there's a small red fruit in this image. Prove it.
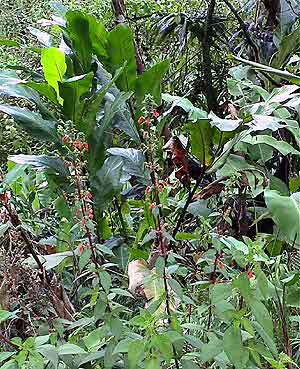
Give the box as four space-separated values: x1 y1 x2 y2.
247 271 255 279
79 244 85 254
149 203 156 210
84 143 89 152
153 111 160 118
62 135 70 144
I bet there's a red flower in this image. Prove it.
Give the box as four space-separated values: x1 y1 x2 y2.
74 139 83 151
145 117 151 126
247 271 255 279
86 191 93 200
84 143 89 152
62 135 70 144
149 203 156 210
152 111 160 118
88 209 94 220
137 116 145 125
79 244 85 254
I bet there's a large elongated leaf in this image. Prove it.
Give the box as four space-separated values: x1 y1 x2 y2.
88 91 134 174
91 157 123 212
265 190 300 247
135 60 169 104
107 148 150 185
106 25 137 91
66 11 108 73
223 325 249 369
0 105 60 143
26 81 58 104
41 48 66 104
242 135 300 156
59 72 93 127
8 155 69 178
0 70 49 110
271 26 300 69
187 120 213 166
162 93 208 121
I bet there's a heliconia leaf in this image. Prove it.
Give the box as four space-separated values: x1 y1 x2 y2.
8 155 69 178
91 156 123 212
66 11 108 73
0 105 60 143
106 25 137 91
26 81 58 104
41 47 66 104
135 59 170 105
59 72 93 127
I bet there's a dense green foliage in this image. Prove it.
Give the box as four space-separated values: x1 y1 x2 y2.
0 1 300 369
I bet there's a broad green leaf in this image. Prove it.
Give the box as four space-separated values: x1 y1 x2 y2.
199 334 223 363
100 271 112 293
209 112 242 132
26 81 58 104
286 286 300 307
187 120 213 165
59 72 93 128
271 26 300 69
162 93 208 121
128 340 145 369
135 60 170 104
106 25 136 91
145 358 160 369
223 325 249 369
265 190 300 247
234 274 274 339
0 105 60 143
41 48 66 104
8 155 69 178
91 157 123 212
242 135 300 156
58 344 86 355
0 310 17 323
234 55 300 85
0 353 15 365
66 11 108 72
107 147 150 185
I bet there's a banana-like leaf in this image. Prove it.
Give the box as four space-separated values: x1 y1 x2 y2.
242 135 300 156
59 72 94 127
0 105 60 143
41 48 66 104
107 148 150 185
91 156 123 212
106 25 137 92
135 60 170 105
271 26 300 69
66 11 108 73
8 155 70 178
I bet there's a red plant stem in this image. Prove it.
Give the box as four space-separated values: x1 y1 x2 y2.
0 332 20 351
74 167 101 268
